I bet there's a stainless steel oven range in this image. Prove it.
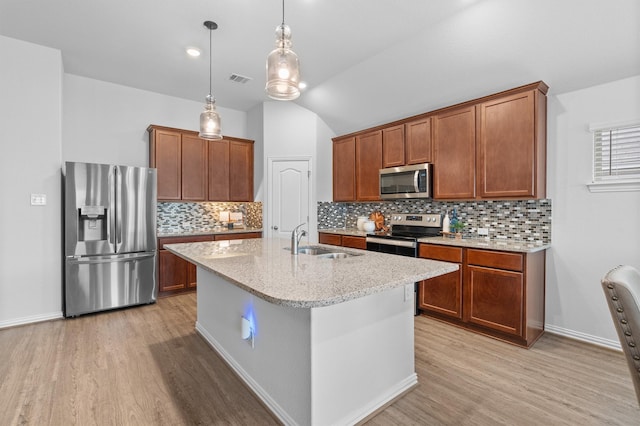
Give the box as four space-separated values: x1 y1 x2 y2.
366 213 443 314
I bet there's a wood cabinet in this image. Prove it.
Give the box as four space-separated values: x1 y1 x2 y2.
331 82 548 201
405 117 432 165
477 88 546 198
148 125 254 202
419 243 545 347
229 140 254 201
355 130 383 201
318 232 343 246
158 232 262 297
382 125 405 168
318 233 366 249
181 134 208 201
418 245 463 320
433 106 476 199
149 128 182 200
332 137 356 201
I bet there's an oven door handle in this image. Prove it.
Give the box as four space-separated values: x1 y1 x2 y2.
366 237 416 248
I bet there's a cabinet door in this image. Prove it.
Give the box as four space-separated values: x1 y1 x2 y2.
477 90 538 198
355 130 383 201
158 250 188 293
214 232 262 241
333 137 356 201
341 235 367 249
187 262 198 289
433 106 476 199
229 140 254 201
419 269 463 319
181 134 208 201
405 117 432 165
208 139 230 201
464 265 523 337
382 125 405 168
319 233 342 246
151 129 182 200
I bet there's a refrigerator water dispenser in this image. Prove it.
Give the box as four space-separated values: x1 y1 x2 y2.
79 205 106 241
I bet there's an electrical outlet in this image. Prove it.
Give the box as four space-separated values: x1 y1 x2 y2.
404 284 412 302
478 227 489 236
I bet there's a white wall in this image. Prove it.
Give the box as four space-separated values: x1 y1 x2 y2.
316 116 335 202
0 36 63 326
258 102 327 241
546 75 640 347
63 74 247 167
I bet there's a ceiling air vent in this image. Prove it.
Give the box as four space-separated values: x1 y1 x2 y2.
229 73 252 84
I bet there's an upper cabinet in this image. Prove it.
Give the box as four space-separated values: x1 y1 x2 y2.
476 88 546 199
433 106 476 199
333 136 356 201
382 125 405 168
331 81 548 202
356 130 383 201
405 117 432 165
148 125 254 202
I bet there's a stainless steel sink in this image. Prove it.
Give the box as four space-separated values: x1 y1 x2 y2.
286 245 362 258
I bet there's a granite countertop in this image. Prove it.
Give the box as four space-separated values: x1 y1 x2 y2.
157 227 263 238
319 228 550 253
164 238 458 308
418 236 550 253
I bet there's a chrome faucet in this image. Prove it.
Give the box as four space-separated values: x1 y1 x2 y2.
291 223 307 255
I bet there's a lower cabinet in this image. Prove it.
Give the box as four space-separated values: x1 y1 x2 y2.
418 245 463 320
419 244 545 348
318 232 366 249
158 232 262 297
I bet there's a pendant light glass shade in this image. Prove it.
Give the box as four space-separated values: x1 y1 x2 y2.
265 3 301 100
199 21 223 140
199 94 222 140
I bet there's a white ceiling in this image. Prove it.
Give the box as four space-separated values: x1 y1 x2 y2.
1 0 639 134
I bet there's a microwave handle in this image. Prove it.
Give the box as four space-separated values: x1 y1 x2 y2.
414 171 420 193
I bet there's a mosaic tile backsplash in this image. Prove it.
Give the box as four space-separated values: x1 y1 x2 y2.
157 202 262 234
318 199 551 244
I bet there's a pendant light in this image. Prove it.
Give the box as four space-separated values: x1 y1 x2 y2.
265 0 301 100
199 20 222 140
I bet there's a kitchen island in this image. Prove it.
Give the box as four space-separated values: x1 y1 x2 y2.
165 238 457 425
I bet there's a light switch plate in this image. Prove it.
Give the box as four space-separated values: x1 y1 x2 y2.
31 193 46 205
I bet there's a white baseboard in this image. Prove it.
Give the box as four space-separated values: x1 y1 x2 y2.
545 324 621 351
195 321 297 426
0 311 63 330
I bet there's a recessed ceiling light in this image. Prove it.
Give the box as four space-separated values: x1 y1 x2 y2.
186 47 201 57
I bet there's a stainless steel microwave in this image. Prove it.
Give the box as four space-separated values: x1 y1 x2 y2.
379 163 432 199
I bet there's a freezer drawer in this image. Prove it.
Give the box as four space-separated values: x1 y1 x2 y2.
65 252 157 317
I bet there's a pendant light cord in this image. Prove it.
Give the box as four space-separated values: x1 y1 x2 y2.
208 27 212 98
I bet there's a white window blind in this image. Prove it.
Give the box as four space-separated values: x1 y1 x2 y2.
593 124 640 181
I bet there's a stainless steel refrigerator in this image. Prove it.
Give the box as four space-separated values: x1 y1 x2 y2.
64 161 158 317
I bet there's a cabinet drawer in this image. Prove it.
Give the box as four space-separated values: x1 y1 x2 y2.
215 232 262 241
466 249 523 272
319 233 342 246
158 234 214 249
419 244 463 263
342 235 367 249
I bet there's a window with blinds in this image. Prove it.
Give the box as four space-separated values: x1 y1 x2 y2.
593 124 640 181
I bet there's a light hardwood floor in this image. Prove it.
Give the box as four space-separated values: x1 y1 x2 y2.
1 293 638 425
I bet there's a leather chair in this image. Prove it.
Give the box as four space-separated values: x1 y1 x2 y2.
602 265 640 406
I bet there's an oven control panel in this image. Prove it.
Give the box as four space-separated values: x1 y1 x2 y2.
389 213 442 227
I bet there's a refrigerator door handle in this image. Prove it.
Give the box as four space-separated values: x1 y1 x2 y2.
109 166 118 252
66 252 156 265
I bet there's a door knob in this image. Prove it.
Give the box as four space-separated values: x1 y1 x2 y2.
272 225 279 230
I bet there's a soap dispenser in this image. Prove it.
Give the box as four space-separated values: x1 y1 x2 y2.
442 211 450 234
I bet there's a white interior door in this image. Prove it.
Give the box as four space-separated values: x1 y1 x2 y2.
268 159 311 240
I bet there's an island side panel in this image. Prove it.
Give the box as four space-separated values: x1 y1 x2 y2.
310 283 417 426
195 267 312 425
